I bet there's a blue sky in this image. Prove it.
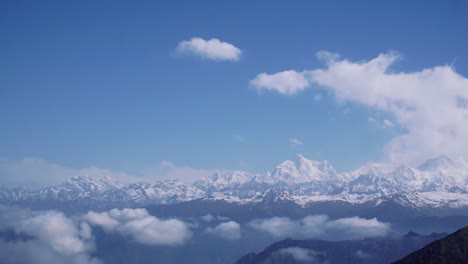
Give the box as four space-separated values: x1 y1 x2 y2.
1 0 468 185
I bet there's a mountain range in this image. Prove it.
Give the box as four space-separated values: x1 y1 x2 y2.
1 155 468 211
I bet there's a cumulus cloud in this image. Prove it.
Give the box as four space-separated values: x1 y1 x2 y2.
251 52 468 165
250 70 309 95
0 205 100 264
84 208 192 246
205 221 241 240
248 215 390 239
277 247 326 263
176 37 241 61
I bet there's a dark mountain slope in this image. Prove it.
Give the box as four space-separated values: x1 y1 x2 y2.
236 232 445 264
393 226 468 264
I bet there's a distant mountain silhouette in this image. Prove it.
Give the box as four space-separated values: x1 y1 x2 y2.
393 226 468 264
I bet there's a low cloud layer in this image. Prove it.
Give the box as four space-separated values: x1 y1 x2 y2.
0 158 137 188
0 205 101 264
176 37 241 61
0 157 224 188
278 247 326 263
251 51 468 165
248 215 390 239
84 208 192 246
205 221 241 240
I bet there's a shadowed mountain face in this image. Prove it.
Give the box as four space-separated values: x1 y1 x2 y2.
236 232 446 264
393 226 468 264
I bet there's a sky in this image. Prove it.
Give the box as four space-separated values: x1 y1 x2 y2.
1 0 468 187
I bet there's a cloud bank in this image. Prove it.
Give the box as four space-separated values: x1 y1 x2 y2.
176 37 241 61
251 51 468 165
248 215 390 239
0 205 100 264
0 158 138 188
0 157 225 188
84 208 192 246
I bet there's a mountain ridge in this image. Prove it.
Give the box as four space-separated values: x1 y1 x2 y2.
1 155 468 210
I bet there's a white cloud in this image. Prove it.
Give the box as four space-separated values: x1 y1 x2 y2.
289 138 304 147
84 211 120 231
325 216 390 238
205 221 241 240
252 52 468 165
248 215 389 239
0 205 101 264
84 208 192 246
309 52 468 164
278 247 326 263
176 37 241 61
250 70 309 95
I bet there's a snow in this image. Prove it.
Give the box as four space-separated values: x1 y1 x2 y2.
1 155 468 209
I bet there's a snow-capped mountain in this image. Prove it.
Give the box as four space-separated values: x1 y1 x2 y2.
1 155 468 209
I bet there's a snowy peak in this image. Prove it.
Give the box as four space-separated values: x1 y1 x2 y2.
66 175 122 191
258 189 293 204
270 155 338 184
418 155 456 172
389 164 419 182
193 170 254 191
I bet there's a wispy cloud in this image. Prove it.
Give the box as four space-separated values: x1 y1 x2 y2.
289 138 304 147
148 161 227 183
383 119 394 128
176 37 241 61
0 157 227 188
277 247 326 263
0 157 141 188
